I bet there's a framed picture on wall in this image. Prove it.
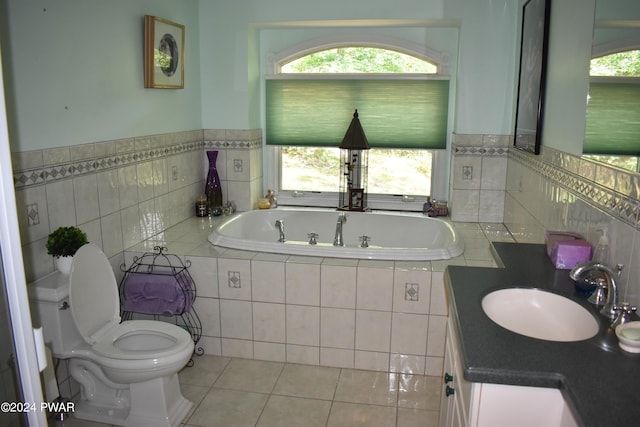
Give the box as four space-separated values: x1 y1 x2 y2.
513 0 550 155
144 15 185 89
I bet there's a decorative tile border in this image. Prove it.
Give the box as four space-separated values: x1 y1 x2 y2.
510 148 640 228
453 145 509 157
204 138 262 150
13 140 204 190
13 129 263 190
203 129 263 150
451 133 511 158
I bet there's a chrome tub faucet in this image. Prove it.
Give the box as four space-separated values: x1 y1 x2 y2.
333 212 347 246
307 232 318 245
275 219 285 242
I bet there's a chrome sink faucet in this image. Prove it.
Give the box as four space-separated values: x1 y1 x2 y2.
570 261 623 319
333 212 347 246
275 219 285 242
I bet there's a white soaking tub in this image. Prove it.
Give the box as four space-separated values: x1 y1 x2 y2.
208 208 463 261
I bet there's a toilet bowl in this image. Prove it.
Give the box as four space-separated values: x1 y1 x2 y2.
53 243 194 426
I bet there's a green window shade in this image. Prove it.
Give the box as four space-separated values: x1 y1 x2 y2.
584 81 640 155
265 78 449 149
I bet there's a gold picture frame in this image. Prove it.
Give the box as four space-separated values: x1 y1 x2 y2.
144 15 185 89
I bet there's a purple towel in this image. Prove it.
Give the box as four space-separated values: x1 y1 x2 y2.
121 271 194 315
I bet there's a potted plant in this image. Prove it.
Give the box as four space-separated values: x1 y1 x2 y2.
46 226 89 274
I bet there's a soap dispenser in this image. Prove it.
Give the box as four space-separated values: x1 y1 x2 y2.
593 228 610 265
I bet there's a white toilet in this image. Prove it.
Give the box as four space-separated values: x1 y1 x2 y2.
32 244 194 427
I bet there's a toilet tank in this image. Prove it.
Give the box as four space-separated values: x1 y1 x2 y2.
28 272 83 357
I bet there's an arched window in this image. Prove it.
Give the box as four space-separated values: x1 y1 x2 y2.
265 43 450 208
282 47 438 74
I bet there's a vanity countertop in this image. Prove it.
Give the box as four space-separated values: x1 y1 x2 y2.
445 242 640 427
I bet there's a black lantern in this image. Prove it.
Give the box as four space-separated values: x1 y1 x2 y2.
338 109 370 211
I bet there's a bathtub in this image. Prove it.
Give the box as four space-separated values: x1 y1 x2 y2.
208 208 463 261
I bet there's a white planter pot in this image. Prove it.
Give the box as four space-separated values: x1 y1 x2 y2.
54 256 74 275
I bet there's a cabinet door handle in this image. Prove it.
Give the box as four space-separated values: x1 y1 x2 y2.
446 385 455 397
444 372 453 384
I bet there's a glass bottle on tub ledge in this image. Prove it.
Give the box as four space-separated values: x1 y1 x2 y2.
205 150 223 216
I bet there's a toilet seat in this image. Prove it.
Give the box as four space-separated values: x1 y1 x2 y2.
69 244 122 345
92 320 193 360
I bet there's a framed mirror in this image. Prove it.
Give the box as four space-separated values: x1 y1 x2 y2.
514 0 551 155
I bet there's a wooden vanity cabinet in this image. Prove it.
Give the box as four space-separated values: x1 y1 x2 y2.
439 316 579 427
439 315 473 427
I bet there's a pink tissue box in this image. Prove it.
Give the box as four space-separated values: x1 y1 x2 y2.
545 231 583 256
549 239 592 270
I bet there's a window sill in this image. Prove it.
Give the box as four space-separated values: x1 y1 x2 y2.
276 192 427 212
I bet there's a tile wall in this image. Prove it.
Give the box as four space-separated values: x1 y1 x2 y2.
449 133 511 223
11 129 262 283
505 146 640 305
119 217 501 377
449 132 640 307
188 253 451 376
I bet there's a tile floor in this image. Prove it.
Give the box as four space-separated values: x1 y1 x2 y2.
55 355 441 427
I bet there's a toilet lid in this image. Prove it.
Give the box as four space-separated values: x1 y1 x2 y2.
69 244 121 345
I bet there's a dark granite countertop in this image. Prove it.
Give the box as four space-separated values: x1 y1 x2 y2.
445 242 640 427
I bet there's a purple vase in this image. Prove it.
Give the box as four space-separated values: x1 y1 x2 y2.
205 151 223 214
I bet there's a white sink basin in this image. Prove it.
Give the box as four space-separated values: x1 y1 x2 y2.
482 288 599 342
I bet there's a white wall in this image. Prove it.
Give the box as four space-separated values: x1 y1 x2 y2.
2 0 202 151
444 0 519 135
1 0 521 148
